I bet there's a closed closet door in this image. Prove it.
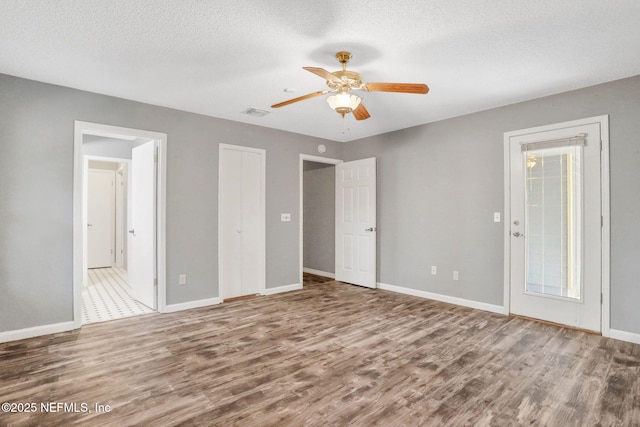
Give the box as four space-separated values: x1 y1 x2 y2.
218 144 265 299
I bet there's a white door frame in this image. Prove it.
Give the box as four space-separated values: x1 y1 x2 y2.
218 143 266 299
299 154 343 284
114 163 128 268
73 121 168 328
503 115 610 335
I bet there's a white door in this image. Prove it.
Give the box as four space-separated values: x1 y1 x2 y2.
87 169 114 268
129 141 156 309
506 118 605 332
335 158 377 288
218 144 265 300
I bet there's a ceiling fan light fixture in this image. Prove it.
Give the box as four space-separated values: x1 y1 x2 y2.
270 50 428 122
327 92 361 117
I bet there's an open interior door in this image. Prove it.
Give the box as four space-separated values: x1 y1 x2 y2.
128 140 157 309
335 158 377 288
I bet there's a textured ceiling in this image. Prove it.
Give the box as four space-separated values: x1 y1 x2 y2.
1 1 640 142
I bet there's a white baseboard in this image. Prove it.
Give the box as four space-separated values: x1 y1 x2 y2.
609 329 640 345
303 268 335 279
163 297 222 313
263 283 302 295
0 321 76 344
377 282 508 315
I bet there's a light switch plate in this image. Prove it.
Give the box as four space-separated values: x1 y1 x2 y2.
281 213 291 222
494 212 501 223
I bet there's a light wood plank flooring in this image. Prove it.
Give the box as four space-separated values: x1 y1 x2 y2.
1 276 639 426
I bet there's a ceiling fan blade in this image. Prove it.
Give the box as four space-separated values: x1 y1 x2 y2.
365 82 429 94
303 67 342 84
352 103 370 121
271 91 329 108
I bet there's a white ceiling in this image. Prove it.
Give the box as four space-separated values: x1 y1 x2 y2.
2 1 640 142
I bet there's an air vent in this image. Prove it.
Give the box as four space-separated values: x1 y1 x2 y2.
242 107 270 117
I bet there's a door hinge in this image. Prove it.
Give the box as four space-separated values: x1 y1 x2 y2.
601 215 604 227
601 293 603 304
154 278 158 286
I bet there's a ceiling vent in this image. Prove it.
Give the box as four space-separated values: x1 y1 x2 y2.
242 107 270 117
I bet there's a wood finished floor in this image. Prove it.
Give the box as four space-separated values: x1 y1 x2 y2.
1 276 639 426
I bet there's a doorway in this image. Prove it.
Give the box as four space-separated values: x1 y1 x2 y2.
299 154 378 289
73 121 167 328
87 165 116 269
504 115 610 332
301 157 339 286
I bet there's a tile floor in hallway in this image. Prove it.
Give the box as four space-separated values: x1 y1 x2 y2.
82 267 154 324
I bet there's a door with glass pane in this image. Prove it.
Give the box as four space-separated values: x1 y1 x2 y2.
506 118 604 332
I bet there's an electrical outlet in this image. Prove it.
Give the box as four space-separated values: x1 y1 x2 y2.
179 274 187 285
453 271 459 281
431 266 437 275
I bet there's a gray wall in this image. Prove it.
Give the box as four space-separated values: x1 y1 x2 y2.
342 74 640 334
2 71 640 337
0 73 340 332
83 135 133 159
303 161 335 274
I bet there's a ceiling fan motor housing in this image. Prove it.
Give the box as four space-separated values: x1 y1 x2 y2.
328 70 364 91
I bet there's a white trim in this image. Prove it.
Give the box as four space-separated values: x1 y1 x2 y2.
157 133 168 313
609 329 640 345
164 297 222 313
218 143 266 300
600 117 611 337
302 268 335 279
74 121 168 330
503 132 512 316
503 115 610 333
299 154 342 287
378 282 508 315
0 322 75 344
263 283 302 295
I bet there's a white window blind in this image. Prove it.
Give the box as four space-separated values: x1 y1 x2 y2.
521 134 586 152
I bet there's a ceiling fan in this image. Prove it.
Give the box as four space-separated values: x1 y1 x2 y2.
271 51 429 120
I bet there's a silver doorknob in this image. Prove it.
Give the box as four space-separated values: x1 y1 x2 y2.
128 229 135 235
512 231 523 237
87 224 93 227
365 227 377 232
